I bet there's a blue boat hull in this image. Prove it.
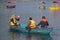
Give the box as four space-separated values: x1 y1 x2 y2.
9 24 52 34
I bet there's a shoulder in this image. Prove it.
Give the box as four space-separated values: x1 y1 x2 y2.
40 21 42 22
46 21 48 23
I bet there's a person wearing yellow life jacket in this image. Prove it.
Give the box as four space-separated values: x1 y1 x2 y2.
26 17 36 30
37 16 49 29
8 14 20 27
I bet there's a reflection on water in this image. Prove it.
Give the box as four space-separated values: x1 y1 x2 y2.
10 32 16 40
10 31 53 40
27 33 53 40
9 24 53 40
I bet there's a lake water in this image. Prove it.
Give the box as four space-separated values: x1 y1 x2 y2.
0 1 60 40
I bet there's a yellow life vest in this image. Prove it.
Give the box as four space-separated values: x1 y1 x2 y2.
29 20 36 29
10 22 15 25
10 17 17 26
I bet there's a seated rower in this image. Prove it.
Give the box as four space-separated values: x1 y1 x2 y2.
37 16 49 29
26 17 36 30
8 14 20 28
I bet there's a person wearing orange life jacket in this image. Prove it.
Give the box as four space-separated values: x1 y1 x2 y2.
26 17 36 30
8 14 20 27
37 16 49 29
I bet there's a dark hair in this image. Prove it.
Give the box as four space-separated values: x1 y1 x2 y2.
42 2 45 4
8 2 11 3
42 16 46 19
29 17 32 20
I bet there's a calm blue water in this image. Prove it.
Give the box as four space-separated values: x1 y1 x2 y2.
0 1 60 40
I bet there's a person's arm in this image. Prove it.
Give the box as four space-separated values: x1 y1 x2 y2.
16 16 20 21
37 21 41 26
16 18 20 21
46 21 49 28
47 21 49 26
27 20 31 27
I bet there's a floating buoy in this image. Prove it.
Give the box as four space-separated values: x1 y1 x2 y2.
39 5 45 10
49 7 59 11
53 1 58 3
42 1 46 4
55 7 59 10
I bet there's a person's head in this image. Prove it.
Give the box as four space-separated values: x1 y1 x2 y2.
42 16 46 19
11 14 16 18
29 17 32 20
42 16 47 22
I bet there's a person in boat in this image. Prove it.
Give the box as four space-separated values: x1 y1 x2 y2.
8 14 20 28
37 16 49 29
26 17 36 30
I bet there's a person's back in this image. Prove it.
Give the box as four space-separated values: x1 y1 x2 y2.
26 17 36 29
29 20 36 29
9 14 16 26
39 21 49 28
